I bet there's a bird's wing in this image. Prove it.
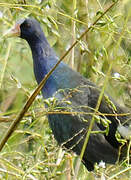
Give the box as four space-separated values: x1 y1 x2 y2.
46 84 130 148
47 111 119 166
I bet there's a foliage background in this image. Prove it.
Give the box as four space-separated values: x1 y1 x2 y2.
0 0 130 179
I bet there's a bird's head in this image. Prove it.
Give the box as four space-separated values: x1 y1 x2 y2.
5 18 44 43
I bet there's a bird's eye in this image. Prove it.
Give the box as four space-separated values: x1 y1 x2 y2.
24 23 31 28
23 23 31 28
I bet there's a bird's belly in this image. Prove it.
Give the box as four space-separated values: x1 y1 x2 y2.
48 113 86 147
48 113 119 165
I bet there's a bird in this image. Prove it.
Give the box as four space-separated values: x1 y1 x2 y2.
10 18 130 171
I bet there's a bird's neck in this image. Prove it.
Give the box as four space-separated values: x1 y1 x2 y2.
27 38 81 99
27 39 59 98
28 36 54 58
